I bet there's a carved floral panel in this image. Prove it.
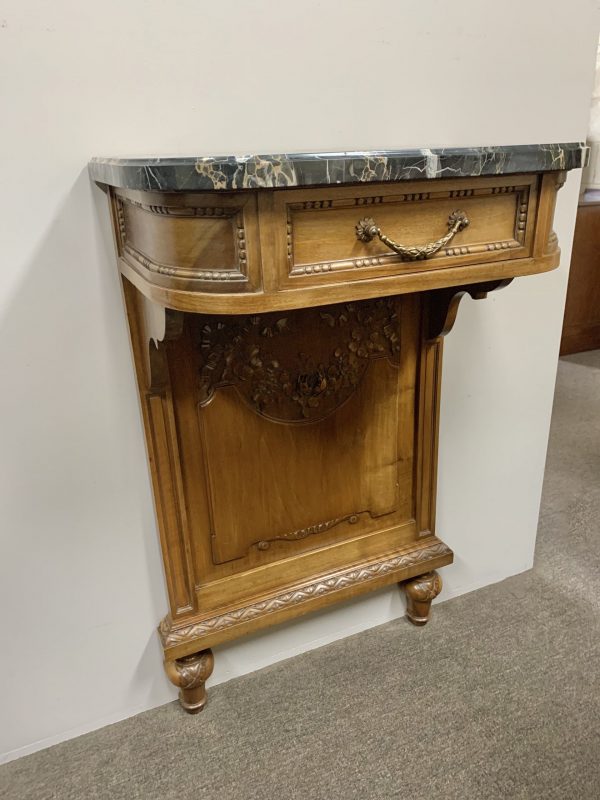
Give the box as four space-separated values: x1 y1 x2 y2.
192 297 401 423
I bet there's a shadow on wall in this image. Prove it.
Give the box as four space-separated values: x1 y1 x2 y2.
0 168 173 758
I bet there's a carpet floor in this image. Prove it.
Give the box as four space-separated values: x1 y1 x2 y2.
2 351 599 800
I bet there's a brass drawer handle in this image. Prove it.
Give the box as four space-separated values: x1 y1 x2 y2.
355 210 469 261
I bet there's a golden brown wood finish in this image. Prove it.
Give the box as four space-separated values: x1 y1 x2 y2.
403 571 443 625
561 196 600 355
112 173 561 315
108 171 565 712
261 175 537 287
115 188 262 294
164 649 214 713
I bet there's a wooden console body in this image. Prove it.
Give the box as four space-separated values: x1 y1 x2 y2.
90 144 584 712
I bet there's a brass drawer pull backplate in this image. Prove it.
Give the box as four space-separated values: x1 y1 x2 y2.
355 210 469 261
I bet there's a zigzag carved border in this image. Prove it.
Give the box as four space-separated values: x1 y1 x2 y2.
159 539 452 648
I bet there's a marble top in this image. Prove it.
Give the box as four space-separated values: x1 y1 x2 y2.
89 143 588 192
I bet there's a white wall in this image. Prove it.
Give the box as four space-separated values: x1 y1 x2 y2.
583 36 600 189
0 0 597 764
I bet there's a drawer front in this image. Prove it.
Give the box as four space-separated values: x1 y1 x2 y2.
112 188 262 293
260 176 539 289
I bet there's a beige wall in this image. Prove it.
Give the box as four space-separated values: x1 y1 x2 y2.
0 0 597 763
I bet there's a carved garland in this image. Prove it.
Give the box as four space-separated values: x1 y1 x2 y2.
159 540 452 648
255 513 359 550
194 298 401 423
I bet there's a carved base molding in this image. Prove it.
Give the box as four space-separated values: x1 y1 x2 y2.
159 537 453 658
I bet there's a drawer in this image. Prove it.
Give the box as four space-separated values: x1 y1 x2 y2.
110 172 561 315
112 188 262 293
259 175 539 290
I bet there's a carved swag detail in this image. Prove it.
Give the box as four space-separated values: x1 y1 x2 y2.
193 298 401 422
256 513 359 550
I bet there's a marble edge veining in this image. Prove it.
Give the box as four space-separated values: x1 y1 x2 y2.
88 143 589 192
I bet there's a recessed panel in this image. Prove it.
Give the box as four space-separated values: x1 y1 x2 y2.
122 201 241 273
290 192 519 269
200 358 403 564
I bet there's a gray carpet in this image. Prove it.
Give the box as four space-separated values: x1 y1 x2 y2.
2 351 599 800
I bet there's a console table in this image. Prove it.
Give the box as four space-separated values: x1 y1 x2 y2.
90 143 587 713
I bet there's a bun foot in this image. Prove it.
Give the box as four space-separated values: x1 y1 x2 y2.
403 570 443 625
164 649 214 714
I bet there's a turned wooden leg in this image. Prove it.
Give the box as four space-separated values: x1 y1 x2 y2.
403 570 443 626
164 649 214 714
